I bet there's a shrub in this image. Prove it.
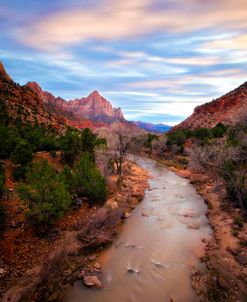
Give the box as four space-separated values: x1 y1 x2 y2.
220 160 247 210
18 160 71 230
167 130 187 147
11 139 33 165
193 128 211 141
211 123 227 138
70 153 107 205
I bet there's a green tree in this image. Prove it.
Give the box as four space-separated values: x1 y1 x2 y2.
81 128 106 160
60 129 81 165
70 153 107 205
18 160 71 230
11 139 33 165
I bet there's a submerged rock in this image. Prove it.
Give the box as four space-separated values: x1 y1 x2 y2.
83 275 103 288
127 267 140 274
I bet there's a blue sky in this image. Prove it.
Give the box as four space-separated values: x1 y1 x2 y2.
0 0 247 125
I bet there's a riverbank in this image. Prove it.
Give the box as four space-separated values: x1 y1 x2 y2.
155 155 247 302
0 160 149 302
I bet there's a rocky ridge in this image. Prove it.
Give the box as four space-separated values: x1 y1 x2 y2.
173 82 247 130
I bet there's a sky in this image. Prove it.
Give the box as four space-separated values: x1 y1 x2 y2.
0 0 247 125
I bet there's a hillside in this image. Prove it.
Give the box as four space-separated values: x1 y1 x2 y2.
173 81 247 130
0 62 67 132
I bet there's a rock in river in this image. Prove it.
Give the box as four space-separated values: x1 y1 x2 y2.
83 275 103 288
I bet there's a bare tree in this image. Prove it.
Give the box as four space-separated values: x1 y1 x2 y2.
113 129 136 178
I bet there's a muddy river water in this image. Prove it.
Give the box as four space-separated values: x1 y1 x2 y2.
61 157 211 302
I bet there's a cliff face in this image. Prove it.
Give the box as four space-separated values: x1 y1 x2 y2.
173 82 247 130
26 83 125 125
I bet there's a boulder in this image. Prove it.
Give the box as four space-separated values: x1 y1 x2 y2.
176 169 191 178
83 275 103 288
94 262 101 270
190 174 209 184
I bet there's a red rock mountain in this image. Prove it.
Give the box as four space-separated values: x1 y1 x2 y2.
26 82 124 125
0 62 67 132
173 82 247 130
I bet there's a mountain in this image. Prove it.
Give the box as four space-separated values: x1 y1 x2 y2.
133 121 171 133
173 82 247 130
0 62 67 132
26 82 124 125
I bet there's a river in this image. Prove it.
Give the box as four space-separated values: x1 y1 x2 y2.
61 157 211 302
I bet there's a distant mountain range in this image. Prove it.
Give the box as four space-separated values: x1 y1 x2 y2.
133 121 171 133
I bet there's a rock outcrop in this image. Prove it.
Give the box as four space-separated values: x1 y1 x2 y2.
173 82 247 130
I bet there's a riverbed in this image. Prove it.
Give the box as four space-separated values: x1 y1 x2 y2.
61 157 211 302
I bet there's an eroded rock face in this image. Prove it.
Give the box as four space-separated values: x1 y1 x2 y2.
172 81 247 130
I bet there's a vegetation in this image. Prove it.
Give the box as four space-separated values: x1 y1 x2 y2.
60 127 106 165
63 153 107 206
144 133 159 153
166 123 227 151
18 160 71 231
190 119 247 211
11 139 33 165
